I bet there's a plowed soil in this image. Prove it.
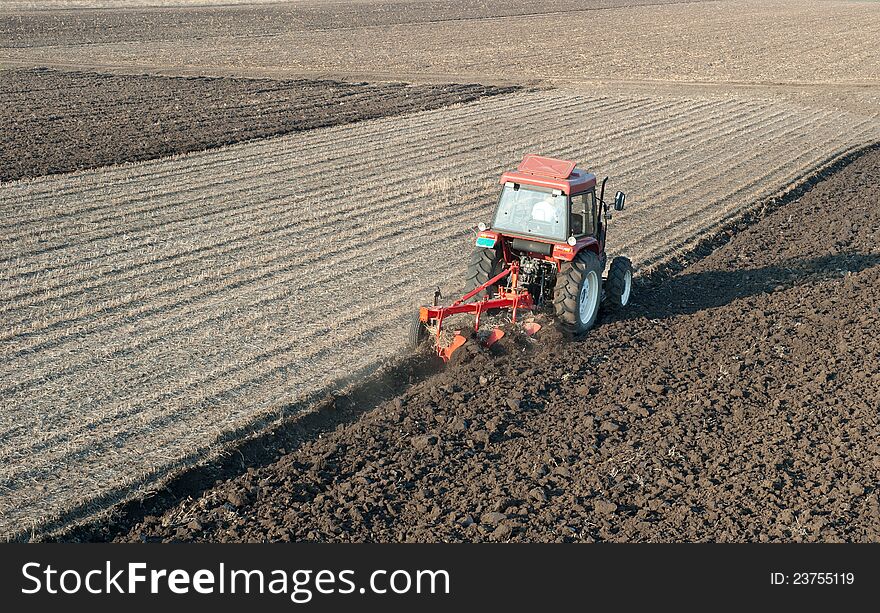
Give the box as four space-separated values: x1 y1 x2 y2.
118 146 880 543
0 69 513 181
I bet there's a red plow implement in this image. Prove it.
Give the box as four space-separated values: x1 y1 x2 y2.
418 262 539 361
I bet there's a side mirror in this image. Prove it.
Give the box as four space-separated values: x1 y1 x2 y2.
614 191 626 211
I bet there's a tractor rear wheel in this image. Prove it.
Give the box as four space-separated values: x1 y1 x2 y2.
464 245 502 299
606 256 633 307
408 312 428 349
553 250 603 333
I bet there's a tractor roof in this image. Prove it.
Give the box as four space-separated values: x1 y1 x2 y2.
499 154 597 195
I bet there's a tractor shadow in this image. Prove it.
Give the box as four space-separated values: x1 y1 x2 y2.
608 251 880 322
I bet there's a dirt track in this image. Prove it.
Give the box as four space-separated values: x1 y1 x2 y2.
0 69 513 181
117 147 880 543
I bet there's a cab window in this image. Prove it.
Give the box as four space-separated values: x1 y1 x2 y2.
492 183 568 241
570 191 597 237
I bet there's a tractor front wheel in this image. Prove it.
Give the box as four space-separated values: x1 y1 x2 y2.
553 250 603 333
464 245 502 299
606 256 633 307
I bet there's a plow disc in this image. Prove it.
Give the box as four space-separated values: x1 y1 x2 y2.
437 333 467 361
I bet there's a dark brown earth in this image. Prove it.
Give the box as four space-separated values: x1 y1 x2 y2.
0 69 514 181
107 146 880 543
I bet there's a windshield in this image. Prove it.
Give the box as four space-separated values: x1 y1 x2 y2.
492 183 567 241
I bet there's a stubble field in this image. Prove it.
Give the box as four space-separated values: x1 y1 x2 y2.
1 0 879 540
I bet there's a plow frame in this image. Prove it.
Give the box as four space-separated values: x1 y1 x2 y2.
419 261 535 359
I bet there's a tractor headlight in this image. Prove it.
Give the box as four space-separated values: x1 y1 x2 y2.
567 236 577 246
477 222 488 231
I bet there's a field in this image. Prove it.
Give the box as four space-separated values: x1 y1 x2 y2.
1 0 879 541
121 147 880 543
0 69 513 181
3 0 878 118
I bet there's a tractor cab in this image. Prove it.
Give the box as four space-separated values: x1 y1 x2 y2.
494 155 599 244
477 155 621 264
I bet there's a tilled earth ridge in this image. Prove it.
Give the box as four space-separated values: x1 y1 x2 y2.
0 69 515 181
121 148 880 543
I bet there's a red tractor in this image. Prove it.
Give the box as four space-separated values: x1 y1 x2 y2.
411 154 632 360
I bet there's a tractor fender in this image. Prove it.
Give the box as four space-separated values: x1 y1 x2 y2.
552 236 600 262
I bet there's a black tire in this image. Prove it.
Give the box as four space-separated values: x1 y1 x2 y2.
464 245 503 299
553 250 603 333
606 256 633 307
408 312 428 350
